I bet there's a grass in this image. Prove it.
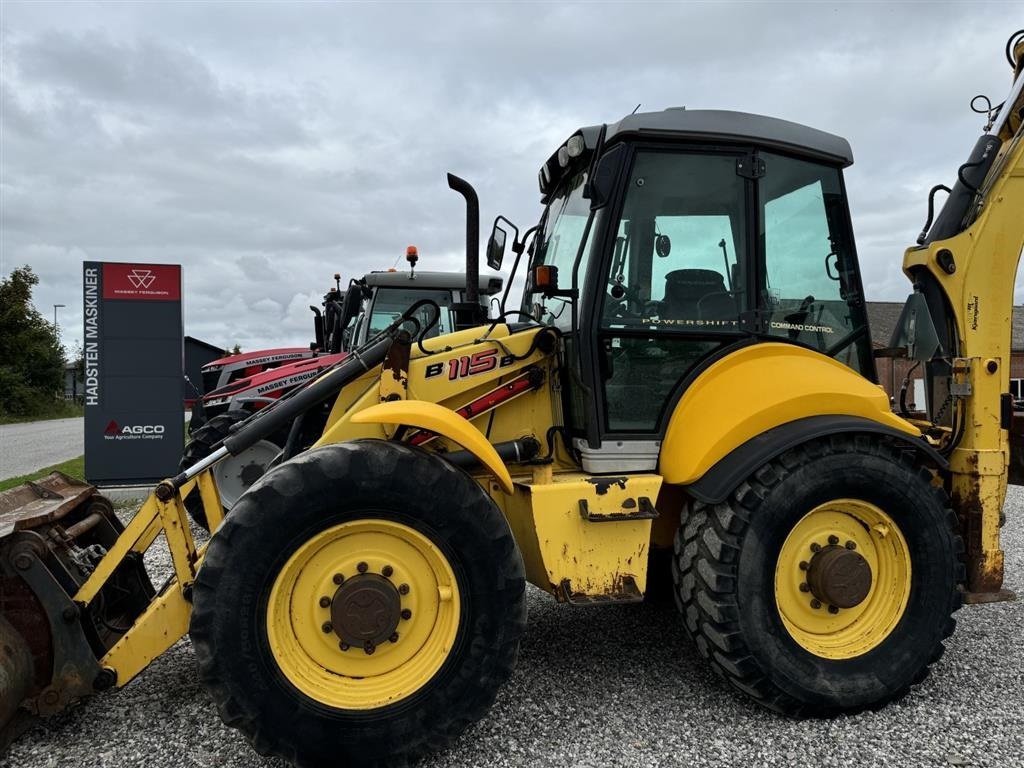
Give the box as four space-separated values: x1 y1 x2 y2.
0 401 84 425
0 454 85 492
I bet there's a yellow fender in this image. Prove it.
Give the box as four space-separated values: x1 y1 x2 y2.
660 343 920 485
351 400 514 494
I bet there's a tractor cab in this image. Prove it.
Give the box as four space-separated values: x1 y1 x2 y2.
345 270 504 348
513 109 875 466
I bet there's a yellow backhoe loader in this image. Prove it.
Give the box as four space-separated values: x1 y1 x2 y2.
2 30 1023 768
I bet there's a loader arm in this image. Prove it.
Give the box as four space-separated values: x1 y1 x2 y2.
902 47 1024 595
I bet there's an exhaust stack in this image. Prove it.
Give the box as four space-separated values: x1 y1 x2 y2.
447 173 484 329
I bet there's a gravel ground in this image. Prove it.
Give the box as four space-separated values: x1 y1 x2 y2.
5 490 1023 768
0 418 83 480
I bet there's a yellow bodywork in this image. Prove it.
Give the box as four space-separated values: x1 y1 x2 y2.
490 472 662 599
316 325 558 457
660 343 919 484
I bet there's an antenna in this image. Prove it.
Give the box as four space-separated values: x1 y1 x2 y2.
631 103 642 115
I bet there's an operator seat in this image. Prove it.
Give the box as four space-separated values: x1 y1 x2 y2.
662 269 731 321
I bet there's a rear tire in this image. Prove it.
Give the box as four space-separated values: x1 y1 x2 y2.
672 435 963 715
190 440 526 767
179 409 280 531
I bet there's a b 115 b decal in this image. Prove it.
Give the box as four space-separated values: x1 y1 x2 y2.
424 349 516 381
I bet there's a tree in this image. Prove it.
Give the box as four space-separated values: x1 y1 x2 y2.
0 266 65 417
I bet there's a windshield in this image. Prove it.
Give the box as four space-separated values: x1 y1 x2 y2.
366 287 456 340
526 171 594 330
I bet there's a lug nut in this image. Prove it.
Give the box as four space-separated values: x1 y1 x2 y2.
319 596 331 608
398 583 410 595
357 562 368 574
799 561 809 571
827 535 839 546
810 543 821 553
845 540 856 550
828 605 840 614
363 641 376 655
382 565 394 578
339 641 350 651
810 599 822 609
400 609 412 620
799 583 810 593
333 573 345 585
321 622 333 634
390 632 399 643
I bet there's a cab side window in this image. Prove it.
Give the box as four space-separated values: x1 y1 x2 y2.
760 153 870 374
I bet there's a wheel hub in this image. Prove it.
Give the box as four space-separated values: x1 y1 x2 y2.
329 574 401 648
806 545 872 609
239 460 267 488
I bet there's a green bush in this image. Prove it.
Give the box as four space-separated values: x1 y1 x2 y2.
0 266 66 419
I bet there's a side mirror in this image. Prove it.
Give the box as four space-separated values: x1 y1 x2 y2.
889 293 941 362
486 226 507 271
486 216 520 271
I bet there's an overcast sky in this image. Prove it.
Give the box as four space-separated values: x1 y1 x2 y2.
1 2 1022 355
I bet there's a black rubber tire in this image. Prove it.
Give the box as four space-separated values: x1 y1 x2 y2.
179 409 253 531
189 440 527 768
672 435 964 715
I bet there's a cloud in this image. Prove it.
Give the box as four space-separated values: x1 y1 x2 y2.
2 2 1021 359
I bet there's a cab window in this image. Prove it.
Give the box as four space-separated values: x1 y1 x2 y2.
759 153 870 374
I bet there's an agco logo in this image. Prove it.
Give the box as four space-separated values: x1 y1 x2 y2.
126 269 156 289
103 420 166 440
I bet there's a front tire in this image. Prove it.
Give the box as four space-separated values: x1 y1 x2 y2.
190 440 526 767
672 435 963 715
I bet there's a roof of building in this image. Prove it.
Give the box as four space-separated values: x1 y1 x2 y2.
865 301 1024 352
185 336 227 355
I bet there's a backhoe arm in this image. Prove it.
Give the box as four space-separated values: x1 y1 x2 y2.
903 38 1024 595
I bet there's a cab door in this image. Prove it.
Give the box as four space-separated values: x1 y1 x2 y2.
583 146 752 451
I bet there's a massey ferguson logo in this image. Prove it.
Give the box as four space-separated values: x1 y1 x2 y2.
126 269 156 289
103 420 166 440
102 263 181 301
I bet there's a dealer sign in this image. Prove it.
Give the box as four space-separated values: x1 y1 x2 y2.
83 261 184 484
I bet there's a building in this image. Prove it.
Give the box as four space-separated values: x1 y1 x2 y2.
866 301 1024 410
64 361 84 401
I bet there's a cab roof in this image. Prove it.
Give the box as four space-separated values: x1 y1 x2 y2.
542 108 853 199
601 108 853 166
362 270 503 294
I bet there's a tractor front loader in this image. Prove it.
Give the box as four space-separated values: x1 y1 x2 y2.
3 30 1024 768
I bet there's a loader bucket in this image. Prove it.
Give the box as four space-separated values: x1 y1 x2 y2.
0 473 153 749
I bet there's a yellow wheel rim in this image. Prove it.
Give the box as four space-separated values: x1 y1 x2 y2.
774 498 911 660
266 519 460 710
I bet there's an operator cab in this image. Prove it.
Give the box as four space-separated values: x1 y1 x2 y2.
522 108 873 469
